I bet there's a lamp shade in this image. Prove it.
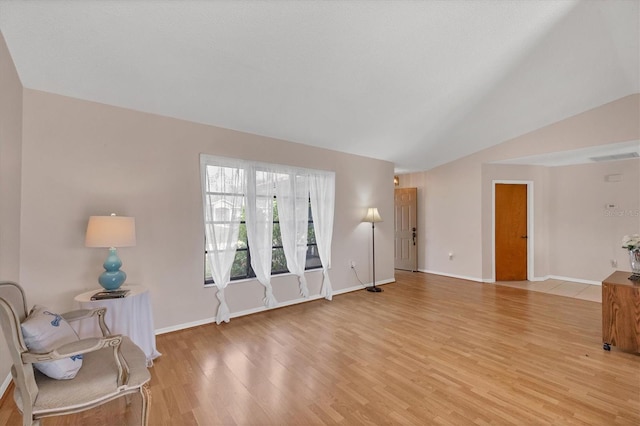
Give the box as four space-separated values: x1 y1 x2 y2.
363 207 382 223
85 215 136 248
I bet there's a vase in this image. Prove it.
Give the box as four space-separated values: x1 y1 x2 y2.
98 247 127 290
629 248 640 275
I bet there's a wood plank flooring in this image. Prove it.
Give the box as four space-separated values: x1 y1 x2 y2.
1 271 638 425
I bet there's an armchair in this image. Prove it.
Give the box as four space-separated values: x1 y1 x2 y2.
0 281 151 426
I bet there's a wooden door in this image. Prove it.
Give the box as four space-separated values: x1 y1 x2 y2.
394 188 418 271
495 184 527 281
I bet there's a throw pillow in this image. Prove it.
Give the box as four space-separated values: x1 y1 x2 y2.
20 305 83 380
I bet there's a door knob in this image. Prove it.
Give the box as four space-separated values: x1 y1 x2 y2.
521 236 528 239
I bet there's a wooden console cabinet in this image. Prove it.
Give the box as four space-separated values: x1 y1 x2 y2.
602 271 640 353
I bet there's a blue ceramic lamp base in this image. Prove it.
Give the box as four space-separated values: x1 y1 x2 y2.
99 247 127 291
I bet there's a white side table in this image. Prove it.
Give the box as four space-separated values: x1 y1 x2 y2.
73 285 161 366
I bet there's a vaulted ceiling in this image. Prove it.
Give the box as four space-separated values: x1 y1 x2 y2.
0 0 638 172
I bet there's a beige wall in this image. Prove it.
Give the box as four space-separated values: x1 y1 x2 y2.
548 159 640 281
0 30 23 393
0 31 22 282
400 94 640 282
19 89 395 329
400 159 483 280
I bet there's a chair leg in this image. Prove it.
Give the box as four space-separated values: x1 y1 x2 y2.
26 410 39 426
140 383 151 426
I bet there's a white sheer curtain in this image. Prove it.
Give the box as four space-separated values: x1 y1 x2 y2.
245 167 278 308
309 172 336 300
275 172 310 298
201 156 245 324
202 155 335 319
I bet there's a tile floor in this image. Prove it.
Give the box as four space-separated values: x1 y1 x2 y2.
494 278 602 303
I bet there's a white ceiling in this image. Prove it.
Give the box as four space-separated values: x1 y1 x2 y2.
0 0 638 173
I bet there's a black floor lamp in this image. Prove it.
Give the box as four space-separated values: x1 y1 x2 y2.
363 207 383 292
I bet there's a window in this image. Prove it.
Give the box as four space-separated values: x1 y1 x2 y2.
204 186 321 284
202 154 335 321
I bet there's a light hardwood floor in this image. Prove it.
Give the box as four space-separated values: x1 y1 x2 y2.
1 271 638 425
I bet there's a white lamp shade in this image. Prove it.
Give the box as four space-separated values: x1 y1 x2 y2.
363 207 382 223
85 215 136 248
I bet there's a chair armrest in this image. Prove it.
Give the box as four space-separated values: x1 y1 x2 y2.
61 308 98 322
61 307 111 337
21 335 123 364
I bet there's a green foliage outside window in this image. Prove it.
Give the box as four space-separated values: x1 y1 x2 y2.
205 199 321 284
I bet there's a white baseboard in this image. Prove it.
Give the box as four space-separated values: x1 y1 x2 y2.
417 270 603 286
469 277 553 284
418 269 485 283
154 316 218 335
1 373 11 400
155 278 396 335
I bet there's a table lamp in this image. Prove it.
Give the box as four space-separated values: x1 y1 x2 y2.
85 213 136 290
363 207 383 292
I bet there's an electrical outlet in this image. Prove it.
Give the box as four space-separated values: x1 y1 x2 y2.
611 259 617 268
350 260 356 268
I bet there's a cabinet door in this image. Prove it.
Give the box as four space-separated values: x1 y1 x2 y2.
602 283 640 353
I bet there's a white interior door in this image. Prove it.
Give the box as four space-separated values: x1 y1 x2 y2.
394 188 417 271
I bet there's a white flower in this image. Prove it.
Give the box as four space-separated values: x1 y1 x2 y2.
622 234 640 250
